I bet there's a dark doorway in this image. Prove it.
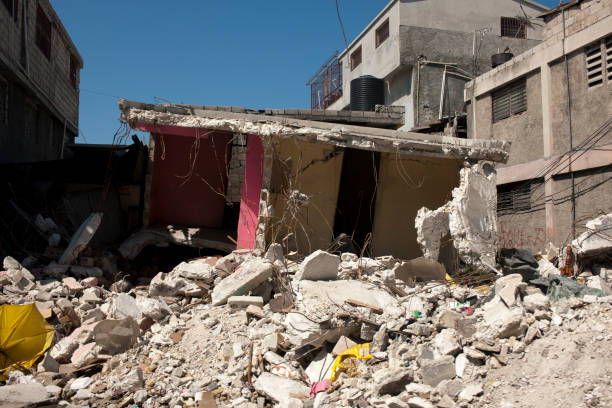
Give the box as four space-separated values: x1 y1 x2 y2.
333 149 380 255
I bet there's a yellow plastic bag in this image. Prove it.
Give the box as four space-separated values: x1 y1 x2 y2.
329 343 372 382
0 304 55 379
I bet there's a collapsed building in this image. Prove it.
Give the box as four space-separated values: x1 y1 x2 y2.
118 99 509 272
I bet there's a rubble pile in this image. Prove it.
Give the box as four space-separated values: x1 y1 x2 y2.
1 237 612 408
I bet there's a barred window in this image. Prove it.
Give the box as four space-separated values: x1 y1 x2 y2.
375 19 389 48
492 78 526 122
498 181 531 215
36 4 52 60
501 17 526 39
350 46 362 71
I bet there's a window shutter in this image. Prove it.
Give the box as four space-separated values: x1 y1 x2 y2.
586 42 603 87
492 78 526 123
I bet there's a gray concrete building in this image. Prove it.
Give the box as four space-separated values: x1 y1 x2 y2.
0 0 82 163
313 0 548 131
464 0 612 251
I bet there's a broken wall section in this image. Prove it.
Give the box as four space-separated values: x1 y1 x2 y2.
416 162 498 272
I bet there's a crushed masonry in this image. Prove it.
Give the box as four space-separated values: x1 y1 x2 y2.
0 212 611 408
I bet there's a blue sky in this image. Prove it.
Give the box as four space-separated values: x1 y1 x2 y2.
51 0 560 144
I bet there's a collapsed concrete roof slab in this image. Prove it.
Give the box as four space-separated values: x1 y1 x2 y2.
118 99 510 163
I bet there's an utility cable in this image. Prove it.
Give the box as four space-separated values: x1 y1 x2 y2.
336 0 348 49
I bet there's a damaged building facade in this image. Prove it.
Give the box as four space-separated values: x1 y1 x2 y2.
0 0 83 163
118 99 509 272
310 0 547 131
464 0 612 250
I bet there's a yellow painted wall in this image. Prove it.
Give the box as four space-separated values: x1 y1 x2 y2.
268 139 344 253
371 154 462 259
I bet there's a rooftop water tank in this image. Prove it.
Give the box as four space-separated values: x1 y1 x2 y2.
350 75 384 111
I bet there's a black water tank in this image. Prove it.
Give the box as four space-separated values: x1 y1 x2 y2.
491 52 513 68
350 75 384 111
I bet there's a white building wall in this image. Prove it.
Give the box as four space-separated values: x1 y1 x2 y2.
400 0 546 40
327 0 401 110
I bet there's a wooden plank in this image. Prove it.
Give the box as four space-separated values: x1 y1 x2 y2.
344 298 383 314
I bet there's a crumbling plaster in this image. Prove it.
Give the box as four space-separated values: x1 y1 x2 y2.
120 103 510 163
416 162 498 270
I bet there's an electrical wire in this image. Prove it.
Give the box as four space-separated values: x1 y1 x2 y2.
335 0 348 49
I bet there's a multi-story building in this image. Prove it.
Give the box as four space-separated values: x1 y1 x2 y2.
310 0 548 131
0 0 82 163
464 0 612 250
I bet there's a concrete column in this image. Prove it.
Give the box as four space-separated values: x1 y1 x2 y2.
541 63 556 244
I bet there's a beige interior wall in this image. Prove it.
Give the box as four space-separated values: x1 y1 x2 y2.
371 154 462 259
268 139 344 254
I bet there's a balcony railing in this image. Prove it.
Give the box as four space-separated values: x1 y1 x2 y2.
307 52 343 110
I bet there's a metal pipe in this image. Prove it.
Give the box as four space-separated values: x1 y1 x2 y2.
439 67 447 120
415 59 421 126
562 7 576 239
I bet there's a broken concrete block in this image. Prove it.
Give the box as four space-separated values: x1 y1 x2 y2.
62 277 84 293
458 383 483 402
136 296 169 321
113 293 143 320
587 276 612 296
71 342 98 367
227 295 264 308
416 163 498 270
59 212 103 265
170 259 215 282
295 250 340 281
373 368 413 395
394 257 446 283
93 317 140 354
37 352 60 373
436 310 461 330
522 293 550 312
420 356 455 386
211 259 273 305
264 243 285 263
494 273 523 295
0 384 51 407
572 213 612 259
407 397 434 408
118 367 144 393
253 373 309 406
492 308 528 339
333 335 358 356
50 337 79 363
433 329 461 356
498 283 519 307
305 349 334 383
81 287 102 303
83 307 105 322
3 255 23 271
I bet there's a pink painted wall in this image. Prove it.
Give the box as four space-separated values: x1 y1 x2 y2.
149 130 231 228
237 135 264 249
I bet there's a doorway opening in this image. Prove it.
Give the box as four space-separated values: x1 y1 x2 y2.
333 149 380 255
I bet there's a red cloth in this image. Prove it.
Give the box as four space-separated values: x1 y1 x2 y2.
309 379 332 398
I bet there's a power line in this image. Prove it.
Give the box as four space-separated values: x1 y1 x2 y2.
335 0 348 49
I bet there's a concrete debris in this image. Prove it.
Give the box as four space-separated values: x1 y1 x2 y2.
295 249 340 281
572 213 612 259
211 259 273 305
253 373 309 406
416 162 498 271
1 234 611 408
0 383 53 408
58 212 103 265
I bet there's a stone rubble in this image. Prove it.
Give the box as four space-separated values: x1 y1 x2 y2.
1 237 611 408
